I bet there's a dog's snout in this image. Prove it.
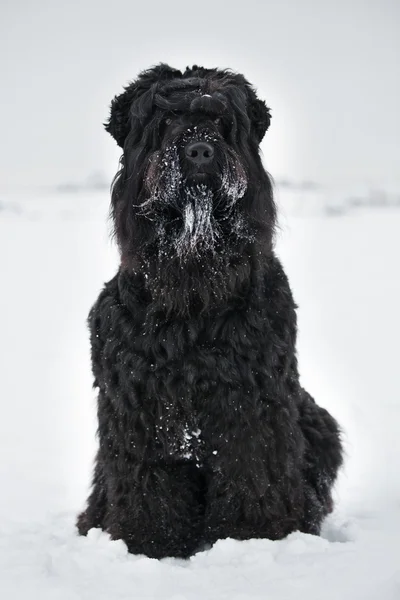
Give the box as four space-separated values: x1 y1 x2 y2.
185 141 214 166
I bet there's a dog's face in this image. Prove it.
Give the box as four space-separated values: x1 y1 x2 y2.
140 96 251 259
106 64 276 269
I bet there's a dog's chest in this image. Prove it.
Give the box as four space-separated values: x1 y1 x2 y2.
133 308 277 412
99 280 287 463
129 311 270 461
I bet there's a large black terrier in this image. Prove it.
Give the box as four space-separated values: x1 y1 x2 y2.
77 64 343 558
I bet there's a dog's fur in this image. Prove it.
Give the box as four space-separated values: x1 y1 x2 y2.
77 64 343 558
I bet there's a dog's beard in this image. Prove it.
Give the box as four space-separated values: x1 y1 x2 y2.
175 185 215 258
139 142 250 260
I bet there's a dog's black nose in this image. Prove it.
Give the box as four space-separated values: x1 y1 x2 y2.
185 141 214 165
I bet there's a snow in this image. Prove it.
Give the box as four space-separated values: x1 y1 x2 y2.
1 188 399 599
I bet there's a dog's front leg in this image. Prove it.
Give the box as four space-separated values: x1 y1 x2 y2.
201 399 304 545
92 390 203 557
102 460 204 559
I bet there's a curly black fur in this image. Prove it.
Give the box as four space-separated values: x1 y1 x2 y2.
77 64 343 558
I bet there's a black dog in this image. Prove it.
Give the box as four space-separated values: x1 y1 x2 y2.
77 64 343 558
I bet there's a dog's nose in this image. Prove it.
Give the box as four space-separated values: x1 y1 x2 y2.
185 141 214 165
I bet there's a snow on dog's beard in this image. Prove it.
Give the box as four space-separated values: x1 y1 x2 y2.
139 141 252 315
141 142 249 260
175 185 215 258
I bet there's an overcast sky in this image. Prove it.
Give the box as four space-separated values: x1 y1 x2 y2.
1 0 399 188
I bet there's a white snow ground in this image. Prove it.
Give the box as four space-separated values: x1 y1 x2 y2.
0 188 399 599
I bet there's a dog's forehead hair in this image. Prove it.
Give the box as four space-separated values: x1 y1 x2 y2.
153 76 247 119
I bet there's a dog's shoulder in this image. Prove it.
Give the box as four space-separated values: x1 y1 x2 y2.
264 255 296 307
88 270 147 341
262 254 298 342
88 273 120 321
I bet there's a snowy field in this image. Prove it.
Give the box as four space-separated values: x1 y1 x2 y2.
1 188 399 599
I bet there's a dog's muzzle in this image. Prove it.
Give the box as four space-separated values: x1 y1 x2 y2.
139 136 249 258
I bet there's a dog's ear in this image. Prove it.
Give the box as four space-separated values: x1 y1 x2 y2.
248 97 271 143
104 83 138 148
105 64 181 147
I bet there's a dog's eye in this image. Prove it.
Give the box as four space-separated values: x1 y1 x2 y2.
159 117 173 132
158 117 173 138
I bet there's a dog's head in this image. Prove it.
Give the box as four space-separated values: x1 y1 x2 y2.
107 64 276 312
